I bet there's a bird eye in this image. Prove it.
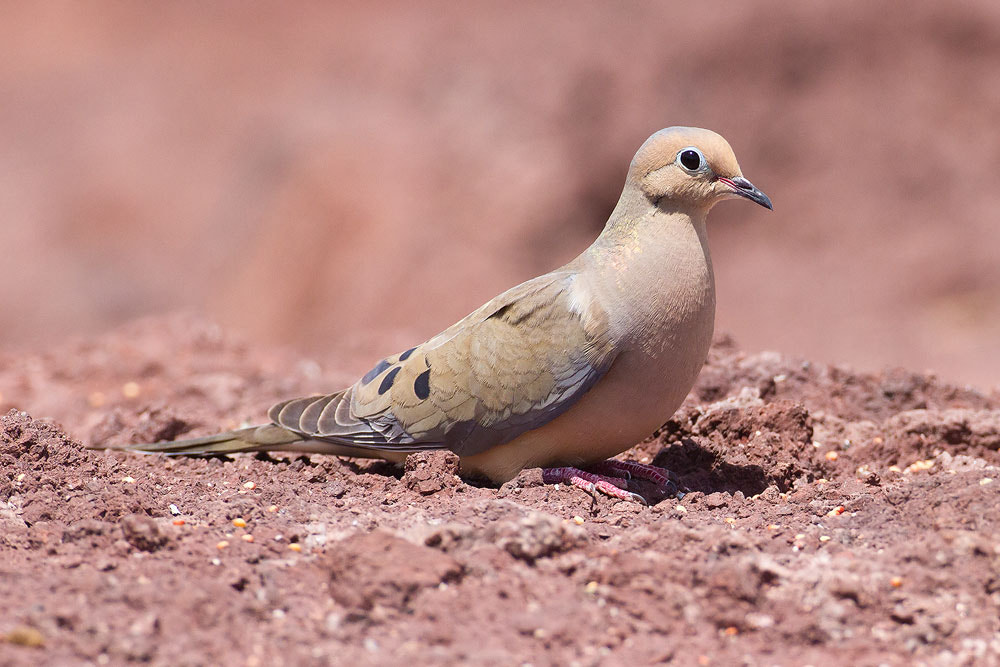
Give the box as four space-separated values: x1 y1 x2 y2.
678 148 703 172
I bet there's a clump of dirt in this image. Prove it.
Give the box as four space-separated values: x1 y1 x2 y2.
403 450 461 495
326 531 463 615
1 317 999 665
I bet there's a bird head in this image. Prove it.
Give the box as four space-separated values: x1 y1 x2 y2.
630 127 772 212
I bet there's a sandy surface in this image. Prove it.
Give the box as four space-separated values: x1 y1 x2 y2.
2 315 999 665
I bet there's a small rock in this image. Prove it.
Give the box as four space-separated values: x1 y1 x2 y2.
486 511 586 563
326 531 462 611
704 492 728 509
120 514 168 552
424 523 475 552
403 451 461 495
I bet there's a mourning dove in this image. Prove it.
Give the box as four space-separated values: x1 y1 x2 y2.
114 127 771 502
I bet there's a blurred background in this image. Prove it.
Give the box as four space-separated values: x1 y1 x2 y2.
2 1 998 388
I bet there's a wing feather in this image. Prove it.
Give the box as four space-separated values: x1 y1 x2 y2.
268 270 617 456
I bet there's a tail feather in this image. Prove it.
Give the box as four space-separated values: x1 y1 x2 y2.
117 424 303 456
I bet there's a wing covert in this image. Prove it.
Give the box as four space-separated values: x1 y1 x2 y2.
269 270 617 456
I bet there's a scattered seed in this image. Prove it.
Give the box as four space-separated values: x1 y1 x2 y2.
121 476 136 484
675 505 687 513
4 626 45 648
122 381 141 399
267 505 279 513
584 581 599 594
794 533 806 540
288 543 302 552
816 478 828 484
723 517 736 525
172 519 185 526
873 436 884 445
890 576 903 588
232 518 247 528
827 505 846 517
216 540 230 550
723 626 739 636
242 481 256 490
888 465 902 473
766 524 779 530
980 478 993 486
572 515 585 525
905 459 935 473
15 473 25 482
819 535 831 542
825 451 839 462
241 534 255 543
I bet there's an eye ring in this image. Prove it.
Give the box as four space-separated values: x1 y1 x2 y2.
677 147 705 173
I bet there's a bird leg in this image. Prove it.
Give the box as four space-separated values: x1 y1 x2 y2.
542 466 649 505
541 460 681 505
593 460 681 498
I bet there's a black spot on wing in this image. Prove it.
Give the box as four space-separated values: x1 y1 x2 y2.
398 346 417 361
362 359 391 385
413 369 431 400
378 366 401 395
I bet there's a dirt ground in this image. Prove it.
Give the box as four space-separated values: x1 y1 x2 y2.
1 314 998 666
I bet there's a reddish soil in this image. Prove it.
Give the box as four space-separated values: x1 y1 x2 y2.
2 316 999 665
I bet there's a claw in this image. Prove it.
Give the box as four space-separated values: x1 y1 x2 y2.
541 460 681 505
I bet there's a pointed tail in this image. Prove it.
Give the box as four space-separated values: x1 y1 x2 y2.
106 424 303 456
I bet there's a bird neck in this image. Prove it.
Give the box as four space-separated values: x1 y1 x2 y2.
590 184 712 267
582 185 716 348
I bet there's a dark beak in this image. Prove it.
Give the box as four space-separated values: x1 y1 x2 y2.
719 176 773 211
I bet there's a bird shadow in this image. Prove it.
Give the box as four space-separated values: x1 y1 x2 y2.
250 439 779 500
651 437 777 496
250 451 405 480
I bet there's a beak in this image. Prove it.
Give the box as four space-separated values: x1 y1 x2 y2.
718 176 773 211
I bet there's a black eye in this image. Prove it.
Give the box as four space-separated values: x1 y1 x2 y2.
679 149 702 171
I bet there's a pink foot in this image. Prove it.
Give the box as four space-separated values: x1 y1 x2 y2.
595 460 680 495
541 460 681 505
541 466 649 504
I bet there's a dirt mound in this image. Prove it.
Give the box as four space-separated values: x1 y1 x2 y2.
1 317 999 664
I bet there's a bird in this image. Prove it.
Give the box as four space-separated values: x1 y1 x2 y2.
111 127 771 503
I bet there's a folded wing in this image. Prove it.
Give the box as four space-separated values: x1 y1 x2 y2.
269 270 617 456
